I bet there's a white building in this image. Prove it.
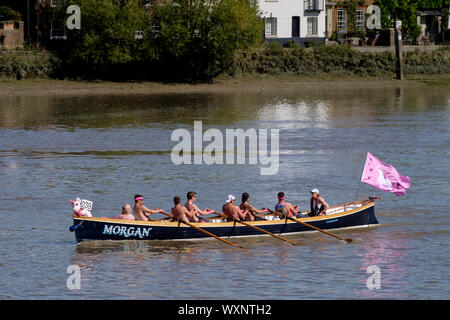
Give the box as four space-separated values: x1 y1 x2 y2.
259 0 326 45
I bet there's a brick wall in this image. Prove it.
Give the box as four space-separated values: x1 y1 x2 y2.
0 21 24 49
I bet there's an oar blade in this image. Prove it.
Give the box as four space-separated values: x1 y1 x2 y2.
269 209 353 244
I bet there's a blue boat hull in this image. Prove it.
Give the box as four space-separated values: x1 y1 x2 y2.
71 200 378 243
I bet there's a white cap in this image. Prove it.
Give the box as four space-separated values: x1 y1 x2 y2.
225 194 235 204
310 188 320 194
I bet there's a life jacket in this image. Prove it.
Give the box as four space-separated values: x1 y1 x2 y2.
310 197 324 216
275 203 293 218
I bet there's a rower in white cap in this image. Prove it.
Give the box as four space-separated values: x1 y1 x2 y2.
222 194 247 221
309 188 329 216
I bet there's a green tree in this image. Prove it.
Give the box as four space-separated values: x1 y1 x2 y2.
376 0 450 40
0 5 22 21
376 0 420 39
52 0 262 80
58 0 152 68
416 0 450 9
0 0 25 17
153 0 263 80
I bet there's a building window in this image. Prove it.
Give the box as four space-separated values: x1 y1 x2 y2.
420 16 427 25
305 0 324 11
265 17 277 36
135 30 144 40
356 9 365 30
315 0 324 11
151 24 160 39
307 17 318 36
304 0 313 11
337 9 347 33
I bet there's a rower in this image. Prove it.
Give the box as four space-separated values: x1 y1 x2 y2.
240 192 266 221
223 195 246 221
171 196 190 224
274 192 299 218
113 204 135 221
309 189 329 216
133 194 164 221
184 191 211 222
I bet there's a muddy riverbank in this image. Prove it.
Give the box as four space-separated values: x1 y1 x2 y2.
1 74 449 97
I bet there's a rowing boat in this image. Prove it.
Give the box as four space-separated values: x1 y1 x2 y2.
70 197 379 243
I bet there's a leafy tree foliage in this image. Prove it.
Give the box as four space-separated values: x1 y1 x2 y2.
54 0 262 80
153 0 262 80
0 6 22 21
60 0 152 65
375 0 450 40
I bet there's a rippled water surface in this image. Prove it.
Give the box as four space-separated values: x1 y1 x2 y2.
0 82 449 299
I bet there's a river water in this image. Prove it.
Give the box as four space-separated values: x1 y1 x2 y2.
0 82 449 300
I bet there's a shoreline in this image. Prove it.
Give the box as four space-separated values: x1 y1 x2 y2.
0 74 449 97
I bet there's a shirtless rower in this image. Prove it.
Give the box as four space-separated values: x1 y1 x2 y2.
239 192 266 221
222 195 246 221
171 196 190 224
133 194 164 221
184 191 211 222
274 192 299 218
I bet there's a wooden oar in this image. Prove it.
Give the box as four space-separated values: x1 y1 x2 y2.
160 211 241 248
267 209 352 243
212 211 297 246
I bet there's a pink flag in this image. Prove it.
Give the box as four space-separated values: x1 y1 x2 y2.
361 152 411 196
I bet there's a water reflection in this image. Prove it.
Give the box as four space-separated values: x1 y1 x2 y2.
74 239 217 255
355 231 409 298
257 100 331 129
1 84 449 130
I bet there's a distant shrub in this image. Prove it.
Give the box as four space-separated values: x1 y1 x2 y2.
403 49 450 74
1 44 448 81
0 53 59 80
227 44 450 78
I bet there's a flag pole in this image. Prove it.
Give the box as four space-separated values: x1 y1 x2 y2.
354 153 368 202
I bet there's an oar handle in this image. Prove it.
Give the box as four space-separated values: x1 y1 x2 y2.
213 211 296 245
160 211 241 248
